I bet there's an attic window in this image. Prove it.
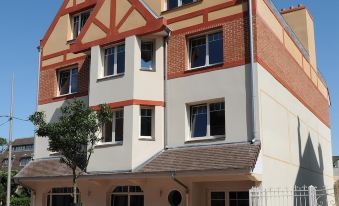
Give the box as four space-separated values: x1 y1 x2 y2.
72 10 91 39
167 0 198 10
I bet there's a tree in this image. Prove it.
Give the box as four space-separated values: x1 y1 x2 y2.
0 138 7 153
29 99 112 205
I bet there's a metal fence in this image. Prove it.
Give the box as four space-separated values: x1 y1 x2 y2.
249 186 337 206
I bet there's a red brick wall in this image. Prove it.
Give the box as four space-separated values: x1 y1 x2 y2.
38 56 89 105
256 16 330 127
167 14 251 79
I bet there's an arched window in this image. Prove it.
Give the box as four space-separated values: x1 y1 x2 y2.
47 187 80 206
111 186 144 206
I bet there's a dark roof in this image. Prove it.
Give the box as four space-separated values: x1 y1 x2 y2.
15 143 260 179
16 158 77 179
140 143 260 173
12 137 34 146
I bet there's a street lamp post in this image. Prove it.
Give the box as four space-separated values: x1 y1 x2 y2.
6 76 14 206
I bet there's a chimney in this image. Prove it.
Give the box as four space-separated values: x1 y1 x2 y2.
281 5 317 69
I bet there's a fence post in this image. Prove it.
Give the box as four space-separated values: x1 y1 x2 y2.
308 186 316 206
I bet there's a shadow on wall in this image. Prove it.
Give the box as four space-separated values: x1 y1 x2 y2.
294 117 325 188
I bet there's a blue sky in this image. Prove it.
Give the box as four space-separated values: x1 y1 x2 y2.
0 1 338 153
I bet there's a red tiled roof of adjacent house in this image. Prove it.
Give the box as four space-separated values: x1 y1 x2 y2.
12 137 34 146
140 143 261 173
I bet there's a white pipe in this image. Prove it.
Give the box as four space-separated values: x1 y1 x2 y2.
33 45 41 159
6 75 14 206
248 0 259 143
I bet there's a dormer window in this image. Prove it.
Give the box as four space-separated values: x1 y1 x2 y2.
72 10 91 39
167 0 197 10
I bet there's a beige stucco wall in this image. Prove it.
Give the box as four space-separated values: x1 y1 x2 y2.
96 0 111 28
166 65 251 147
35 96 89 159
257 64 333 188
28 176 255 206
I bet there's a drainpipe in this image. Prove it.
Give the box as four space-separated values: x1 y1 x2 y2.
248 0 259 144
171 171 189 206
164 28 171 149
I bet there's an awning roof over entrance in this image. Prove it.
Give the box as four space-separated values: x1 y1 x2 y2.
15 143 260 180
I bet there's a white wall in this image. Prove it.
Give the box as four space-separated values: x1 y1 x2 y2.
257 64 333 188
166 65 251 147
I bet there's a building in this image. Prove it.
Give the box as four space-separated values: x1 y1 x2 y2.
0 137 34 171
15 0 333 206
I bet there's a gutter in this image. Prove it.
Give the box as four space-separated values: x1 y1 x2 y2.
248 0 260 144
171 171 189 206
164 28 171 149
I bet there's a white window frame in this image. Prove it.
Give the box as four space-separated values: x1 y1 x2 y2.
188 30 224 70
188 100 225 141
72 9 91 39
140 40 155 71
100 108 124 145
57 67 78 96
111 186 144 206
100 43 125 79
166 0 198 10
139 106 154 139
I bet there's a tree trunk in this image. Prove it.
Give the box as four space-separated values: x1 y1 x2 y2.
72 169 77 205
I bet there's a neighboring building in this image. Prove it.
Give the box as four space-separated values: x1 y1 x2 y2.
0 137 34 171
333 156 339 182
15 0 333 206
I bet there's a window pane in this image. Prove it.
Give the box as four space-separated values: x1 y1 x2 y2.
141 42 154 70
190 36 206 68
73 15 80 38
103 121 113 142
52 195 73 206
115 110 124 142
112 195 128 206
71 69 78 93
208 32 223 65
182 0 194 5
167 0 178 9
191 105 207 137
104 48 115 76
59 70 70 95
130 195 144 206
80 11 90 30
210 102 225 136
211 192 225 206
117 45 125 74
141 109 152 136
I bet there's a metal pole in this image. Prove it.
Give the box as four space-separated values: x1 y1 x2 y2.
6 75 14 206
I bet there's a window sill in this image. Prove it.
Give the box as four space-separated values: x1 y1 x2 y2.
95 142 123 149
139 136 155 141
140 68 155 72
161 0 202 14
97 73 124 82
188 62 224 72
67 39 76 45
185 136 225 144
54 92 79 100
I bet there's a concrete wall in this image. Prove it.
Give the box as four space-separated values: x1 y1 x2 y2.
257 64 333 188
166 65 251 147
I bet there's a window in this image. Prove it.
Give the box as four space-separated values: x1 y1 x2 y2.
103 44 125 77
211 192 225 206
102 109 124 143
72 10 91 39
47 187 80 206
189 31 223 69
140 108 153 137
229 192 249 206
58 68 78 96
210 191 249 206
190 102 225 138
111 186 144 206
19 157 31 166
13 144 34 152
167 0 197 10
141 41 154 70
